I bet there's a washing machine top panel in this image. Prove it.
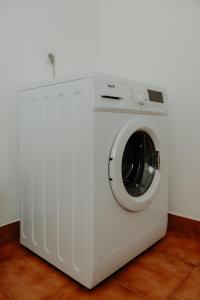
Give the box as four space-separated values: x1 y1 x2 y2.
109 119 162 212
18 71 168 116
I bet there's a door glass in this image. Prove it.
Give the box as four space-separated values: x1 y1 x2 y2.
122 131 156 197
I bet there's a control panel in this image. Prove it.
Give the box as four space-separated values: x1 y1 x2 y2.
130 89 147 106
93 76 168 115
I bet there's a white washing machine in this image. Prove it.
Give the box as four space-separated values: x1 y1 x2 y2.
19 72 168 288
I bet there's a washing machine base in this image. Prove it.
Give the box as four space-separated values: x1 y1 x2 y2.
21 220 167 289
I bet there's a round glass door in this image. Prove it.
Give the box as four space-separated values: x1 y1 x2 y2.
122 131 156 197
109 120 161 211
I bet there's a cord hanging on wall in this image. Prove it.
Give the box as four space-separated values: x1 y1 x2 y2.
48 52 56 78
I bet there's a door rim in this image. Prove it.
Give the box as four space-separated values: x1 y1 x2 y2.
109 120 161 212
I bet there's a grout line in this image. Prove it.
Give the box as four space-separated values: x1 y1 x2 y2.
111 279 149 300
151 248 198 268
0 285 15 300
149 237 199 267
111 249 197 300
167 265 197 299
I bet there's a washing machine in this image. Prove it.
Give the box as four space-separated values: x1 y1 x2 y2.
19 71 168 289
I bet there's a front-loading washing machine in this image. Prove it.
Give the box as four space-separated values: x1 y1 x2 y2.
19 72 168 288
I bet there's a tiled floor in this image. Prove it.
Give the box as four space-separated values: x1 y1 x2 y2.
0 217 200 300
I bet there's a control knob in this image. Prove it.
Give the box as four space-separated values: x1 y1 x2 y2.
136 92 146 106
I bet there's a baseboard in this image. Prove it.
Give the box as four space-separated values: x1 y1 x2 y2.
0 221 20 245
0 214 199 246
0 218 20 227
168 213 200 236
168 210 200 222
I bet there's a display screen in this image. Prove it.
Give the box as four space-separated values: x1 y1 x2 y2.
148 89 164 103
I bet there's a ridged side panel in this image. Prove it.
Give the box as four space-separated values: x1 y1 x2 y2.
19 79 93 282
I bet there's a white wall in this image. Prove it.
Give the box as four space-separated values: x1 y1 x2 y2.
98 0 200 220
1 0 200 225
0 0 99 225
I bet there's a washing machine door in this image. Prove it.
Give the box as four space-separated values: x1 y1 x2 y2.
109 120 161 211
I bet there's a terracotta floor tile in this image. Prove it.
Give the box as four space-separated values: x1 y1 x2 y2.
113 250 193 300
0 254 72 300
47 280 147 300
153 230 200 265
169 265 200 300
0 289 11 300
0 241 28 263
0 224 199 300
